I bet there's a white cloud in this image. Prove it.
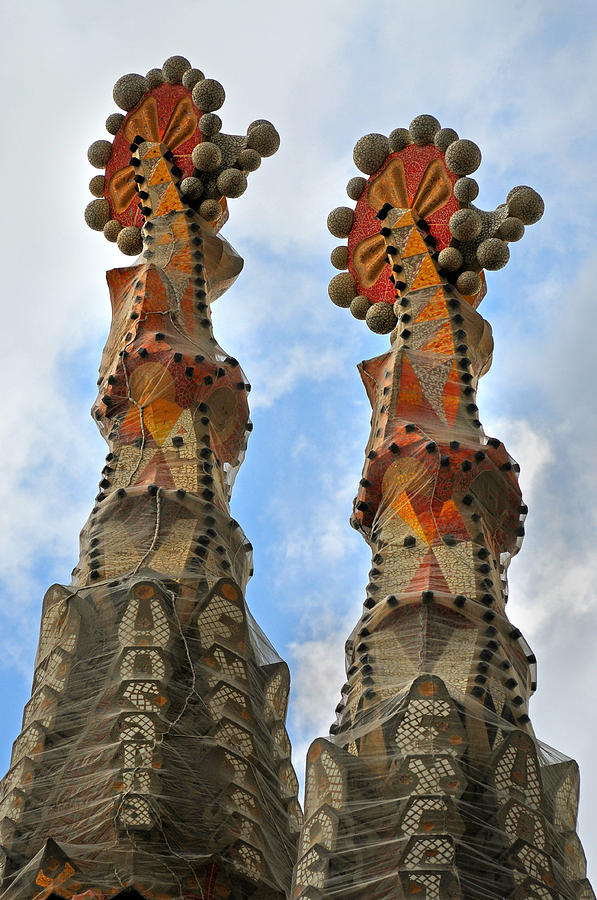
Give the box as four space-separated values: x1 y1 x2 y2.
1 0 597 878
483 416 554 505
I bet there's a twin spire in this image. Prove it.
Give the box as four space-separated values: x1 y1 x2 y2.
85 55 279 257
327 114 544 335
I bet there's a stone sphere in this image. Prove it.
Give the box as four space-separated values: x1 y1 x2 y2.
351 295 370 319
117 226 143 255
87 140 112 169
449 208 482 241
353 133 389 175
330 245 349 270
217 168 248 198
366 301 397 334
182 68 204 89
192 78 226 112
84 199 110 231
145 68 164 90
327 206 354 238
507 185 544 225
453 177 479 203
113 73 146 111
456 270 482 295
199 199 222 222
103 219 122 242
238 148 261 172
434 128 458 151
497 216 525 242
246 122 280 157
346 176 367 201
192 142 223 171
105 113 124 135
89 175 105 198
162 55 191 83
437 247 463 271
476 237 510 270
445 139 482 175
328 272 357 308
199 113 222 136
388 128 411 152
180 176 204 200
247 119 270 131
409 114 441 145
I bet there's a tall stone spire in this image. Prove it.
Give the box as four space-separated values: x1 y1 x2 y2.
0 56 301 899
293 116 593 898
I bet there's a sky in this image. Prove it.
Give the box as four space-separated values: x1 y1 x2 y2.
1 0 596 880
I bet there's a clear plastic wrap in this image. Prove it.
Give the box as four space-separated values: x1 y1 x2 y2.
0 59 300 899
293 120 593 899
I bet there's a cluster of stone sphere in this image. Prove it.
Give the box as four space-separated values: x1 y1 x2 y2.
84 56 279 254
327 115 544 334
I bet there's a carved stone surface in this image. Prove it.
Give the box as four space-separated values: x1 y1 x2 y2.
293 118 593 899
0 59 299 900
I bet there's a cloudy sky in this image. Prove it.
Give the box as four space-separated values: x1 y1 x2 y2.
1 0 596 879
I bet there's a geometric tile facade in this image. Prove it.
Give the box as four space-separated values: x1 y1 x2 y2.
293 119 594 898
0 57 300 899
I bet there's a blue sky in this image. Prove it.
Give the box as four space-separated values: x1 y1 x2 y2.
1 0 596 880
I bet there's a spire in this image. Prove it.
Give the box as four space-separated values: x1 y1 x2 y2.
293 116 593 899
0 57 300 899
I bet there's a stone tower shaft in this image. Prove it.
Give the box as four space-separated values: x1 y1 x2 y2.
0 57 301 900
293 117 593 899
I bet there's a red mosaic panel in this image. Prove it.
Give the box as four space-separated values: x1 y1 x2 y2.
348 145 459 305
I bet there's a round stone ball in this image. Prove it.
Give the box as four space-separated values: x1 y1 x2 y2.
437 247 463 271
445 138 482 175
388 128 411 152
183 68 204 90
477 237 510 270
199 199 222 222
113 73 146 111
353 133 389 175
346 176 367 201
192 78 226 112
456 270 482 295
454 177 479 203
88 140 112 169
162 55 191 83
449 208 482 241
84 198 110 231
89 175 106 198
192 142 223 171
507 185 544 225
330 245 349 270
145 68 164 90
247 119 270 132
328 272 357 307
217 168 248 198
117 226 143 256
246 122 280 157
366 301 397 334
409 114 441 145
180 176 204 200
238 148 261 172
497 216 525 242
199 113 222 137
103 219 122 242
105 113 124 135
434 128 458 151
327 206 354 238
351 295 370 319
